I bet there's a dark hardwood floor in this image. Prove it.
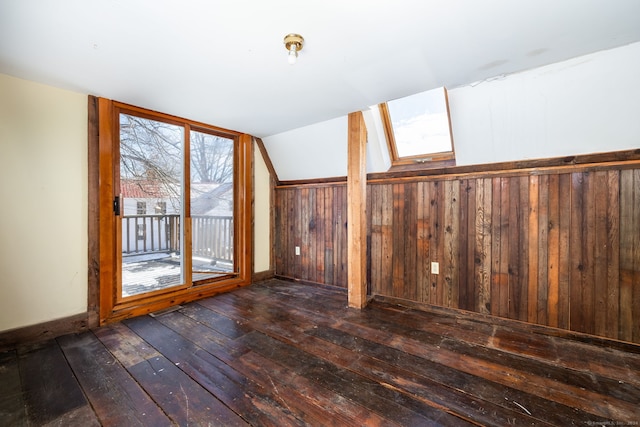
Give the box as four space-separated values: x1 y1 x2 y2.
2 279 639 426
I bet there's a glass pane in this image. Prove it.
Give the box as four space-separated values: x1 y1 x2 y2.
387 87 453 158
190 130 235 282
119 114 184 297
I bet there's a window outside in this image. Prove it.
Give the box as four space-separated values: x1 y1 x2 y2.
385 87 454 160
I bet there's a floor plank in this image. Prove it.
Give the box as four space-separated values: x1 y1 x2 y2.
124 315 305 427
158 309 395 426
0 350 27 427
306 325 589 426
202 287 579 425
157 311 367 427
58 329 174 427
97 321 249 427
18 341 99 426
221 282 640 423
199 294 473 424
239 329 472 426
2 279 640 426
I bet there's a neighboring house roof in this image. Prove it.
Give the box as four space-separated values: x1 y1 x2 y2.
121 180 171 198
191 182 233 216
121 179 233 216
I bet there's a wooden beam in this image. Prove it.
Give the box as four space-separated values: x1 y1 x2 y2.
255 137 280 185
97 97 116 324
347 111 367 308
87 95 100 328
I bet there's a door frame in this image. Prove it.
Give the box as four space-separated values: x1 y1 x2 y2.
88 96 253 325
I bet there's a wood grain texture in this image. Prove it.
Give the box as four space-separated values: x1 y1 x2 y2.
3 280 640 425
18 341 99 426
254 137 280 184
528 175 539 324
347 111 367 308
558 173 572 330
537 175 549 325
58 330 172 426
0 313 89 352
443 179 460 308
0 351 27 426
274 162 640 344
547 174 560 327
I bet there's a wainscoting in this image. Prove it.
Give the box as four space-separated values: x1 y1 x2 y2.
274 160 640 344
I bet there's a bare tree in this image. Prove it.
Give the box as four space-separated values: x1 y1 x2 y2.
120 114 182 181
190 131 234 184
119 114 235 206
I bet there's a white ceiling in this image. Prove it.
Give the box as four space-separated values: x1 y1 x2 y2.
1 0 640 138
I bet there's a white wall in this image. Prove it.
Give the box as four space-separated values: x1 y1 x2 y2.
262 111 391 181
254 143 271 272
449 42 640 165
263 42 640 179
0 74 88 332
262 116 348 181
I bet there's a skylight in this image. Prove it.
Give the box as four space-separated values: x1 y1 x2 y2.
381 87 454 165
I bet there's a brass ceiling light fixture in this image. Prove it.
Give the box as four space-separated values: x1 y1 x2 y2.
284 33 304 65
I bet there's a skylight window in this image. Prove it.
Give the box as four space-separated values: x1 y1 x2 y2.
381 87 455 165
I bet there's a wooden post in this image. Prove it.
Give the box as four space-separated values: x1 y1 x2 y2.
347 111 367 308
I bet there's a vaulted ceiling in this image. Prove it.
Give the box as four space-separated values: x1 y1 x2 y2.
1 0 640 137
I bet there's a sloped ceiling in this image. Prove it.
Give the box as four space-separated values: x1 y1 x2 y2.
1 0 640 137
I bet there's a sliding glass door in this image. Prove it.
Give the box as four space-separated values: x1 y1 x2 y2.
117 109 237 301
93 97 252 324
189 130 235 284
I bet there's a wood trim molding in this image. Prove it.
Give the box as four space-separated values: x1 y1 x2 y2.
87 95 100 328
255 137 280 185
0 313 90 352
277 175 348 188
97 97 116 323
273 149 640 188
253 137 276 278
92 97 254 325
347 111 368 309
368 149 640 182
238 133 254 287
252 270 275 282
379 102 399 161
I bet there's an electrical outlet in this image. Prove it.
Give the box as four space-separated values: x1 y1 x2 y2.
431 261 439 275
295 246 301 256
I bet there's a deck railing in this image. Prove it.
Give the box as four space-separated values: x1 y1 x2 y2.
191 215 234 262
122 214 233 263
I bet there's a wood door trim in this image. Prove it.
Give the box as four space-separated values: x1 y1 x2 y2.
91 97 253 324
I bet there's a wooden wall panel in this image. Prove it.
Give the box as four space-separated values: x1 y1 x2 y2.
431 183 440 303
537 175 549 325
606 171 621 339
496 178 510 319
443 180 460 309
558 174 572 331
274 164 640 344
415 182 429 302
391 183 405 297
323 187 334 285
380 184 394 296
619 169 640 342
274 185 348 288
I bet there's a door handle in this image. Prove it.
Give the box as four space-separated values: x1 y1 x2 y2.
113 195 121 216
